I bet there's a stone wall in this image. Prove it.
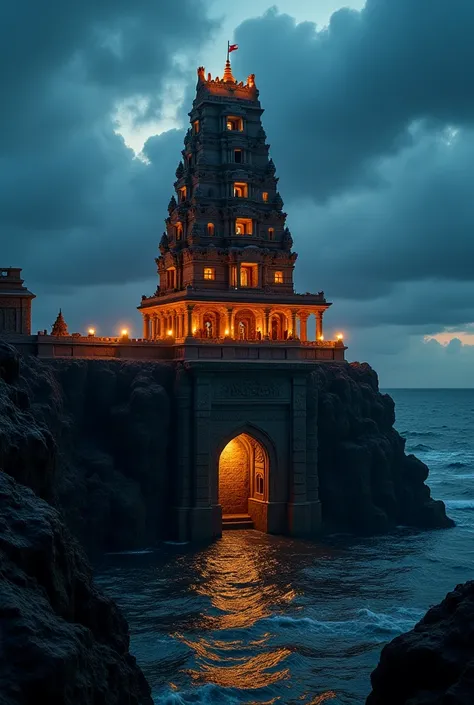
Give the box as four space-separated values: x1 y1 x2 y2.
219 436 250 514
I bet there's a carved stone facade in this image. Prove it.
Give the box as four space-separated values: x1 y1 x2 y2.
0 268 35 335
170 361 321 541
138 59 339 348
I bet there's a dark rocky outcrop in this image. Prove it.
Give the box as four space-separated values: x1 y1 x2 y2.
0 470 152 704
312 362 453 533
1 345 174 555
366 581 474 705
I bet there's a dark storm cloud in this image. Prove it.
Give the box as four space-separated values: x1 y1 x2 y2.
232 0 474 200
228 1 474 340
0 0 216 287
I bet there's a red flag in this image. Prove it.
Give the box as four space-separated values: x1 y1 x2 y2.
229 44 238 52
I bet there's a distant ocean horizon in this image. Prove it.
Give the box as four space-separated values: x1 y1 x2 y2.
96 388 474 705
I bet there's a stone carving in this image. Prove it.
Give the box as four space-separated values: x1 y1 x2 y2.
218 381 282 398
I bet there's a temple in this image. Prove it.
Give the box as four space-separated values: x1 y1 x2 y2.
138 59 342 355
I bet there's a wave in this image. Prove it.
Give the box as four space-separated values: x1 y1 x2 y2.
400 431 437 438
105 549 154 556
408 444 433 452
444 500 474 510
447 462 468 469
262 607 423 642
154 684 241 704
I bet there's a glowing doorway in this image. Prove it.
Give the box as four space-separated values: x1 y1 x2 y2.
218 433 268 516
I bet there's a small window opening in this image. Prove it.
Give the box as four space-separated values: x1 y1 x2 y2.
234 182 248 198
226 116 243 131
207 223 215 236
235 218 253 235
274 271 283 284
204 267 215 280
262 192 269 202
268 228 274 240
234 149 243 164
178 186 187 202
176 223 183 240
255 473 264 495
193 120 200 134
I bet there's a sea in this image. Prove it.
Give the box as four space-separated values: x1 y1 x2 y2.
96 389 474 705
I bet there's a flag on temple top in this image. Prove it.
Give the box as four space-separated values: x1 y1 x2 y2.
229 44 238 52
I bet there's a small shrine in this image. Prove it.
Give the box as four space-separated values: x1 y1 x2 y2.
51 309 69 337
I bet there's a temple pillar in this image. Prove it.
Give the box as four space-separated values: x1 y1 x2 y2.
150 315 156 340
237 262 241 288
299 312 309 342
186 305 194 337
226 308 233 337
143 314 150 340
291 310 297 338
316 311 323 341
264 308 271 339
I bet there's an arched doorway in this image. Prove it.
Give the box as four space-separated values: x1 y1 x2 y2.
270 312 287 340
234 309 257 340
218 433 268 522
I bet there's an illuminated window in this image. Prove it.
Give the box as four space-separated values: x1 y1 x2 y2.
234 149 243 163
274 271 283 284
226 116 243 131
193 120 200 134
167 268 176 288
178 186 187 202
230 265 238 287
268 228 274 240
203 267 215 280
255 473 264 495
233 182 248 198
240 263 258 288
207 223 215 236
175 223 183 240
262 192 269 202
235 218 252 235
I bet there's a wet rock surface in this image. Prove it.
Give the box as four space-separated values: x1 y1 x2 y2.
0 470 152 705
366 580 474 705
312 362 453 533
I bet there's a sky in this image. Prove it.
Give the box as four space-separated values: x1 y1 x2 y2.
2 0 474 387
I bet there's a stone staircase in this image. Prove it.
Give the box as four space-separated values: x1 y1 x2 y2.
222 514 254 530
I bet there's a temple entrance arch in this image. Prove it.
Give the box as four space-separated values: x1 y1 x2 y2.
270 312 287 340
218 432 269 523
234 309 256 340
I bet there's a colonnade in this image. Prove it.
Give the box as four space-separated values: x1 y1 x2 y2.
142 306 325 342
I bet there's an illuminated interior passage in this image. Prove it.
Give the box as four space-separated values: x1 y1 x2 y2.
218 433 267 515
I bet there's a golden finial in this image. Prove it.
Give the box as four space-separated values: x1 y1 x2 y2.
223 58 235 83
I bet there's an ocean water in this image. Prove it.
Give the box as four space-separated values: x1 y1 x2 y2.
96 389 474 705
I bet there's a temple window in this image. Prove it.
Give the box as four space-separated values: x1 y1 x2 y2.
207 222 215 236
175 223 183 240
193 120 200 134
234 149 243 163
274 271 283 284
268 228 274 240
230 265 238 287
255 473 264 496
226 116 243 131
262 192 269 202
178 186 187 202
240 263 258 288
235 218 252 235
203 267 215 280
234 182 248 198
167 268 176 288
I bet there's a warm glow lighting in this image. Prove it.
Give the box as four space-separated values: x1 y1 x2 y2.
88 328 95 336
225 328 230 336
167 329 173 336
193 327 197 334
319 335 324 341
336 333 344 341
121 328 128 337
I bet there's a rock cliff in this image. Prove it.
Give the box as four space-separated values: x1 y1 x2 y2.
312 362 453 533
0 343 452 554
366 581 474 704
0 471 152 705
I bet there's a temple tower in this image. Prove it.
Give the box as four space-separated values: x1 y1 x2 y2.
138 60 332 345
0 268 35 335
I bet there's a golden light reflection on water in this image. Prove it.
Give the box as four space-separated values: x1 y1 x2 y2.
169 534 338 703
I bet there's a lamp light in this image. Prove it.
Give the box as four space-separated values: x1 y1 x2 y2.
336 333 344 341
167 329 173 336
88 328 95 336
121 328 129 337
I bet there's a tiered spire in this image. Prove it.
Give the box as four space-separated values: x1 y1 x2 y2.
51 309 69 337
222 58 235 83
